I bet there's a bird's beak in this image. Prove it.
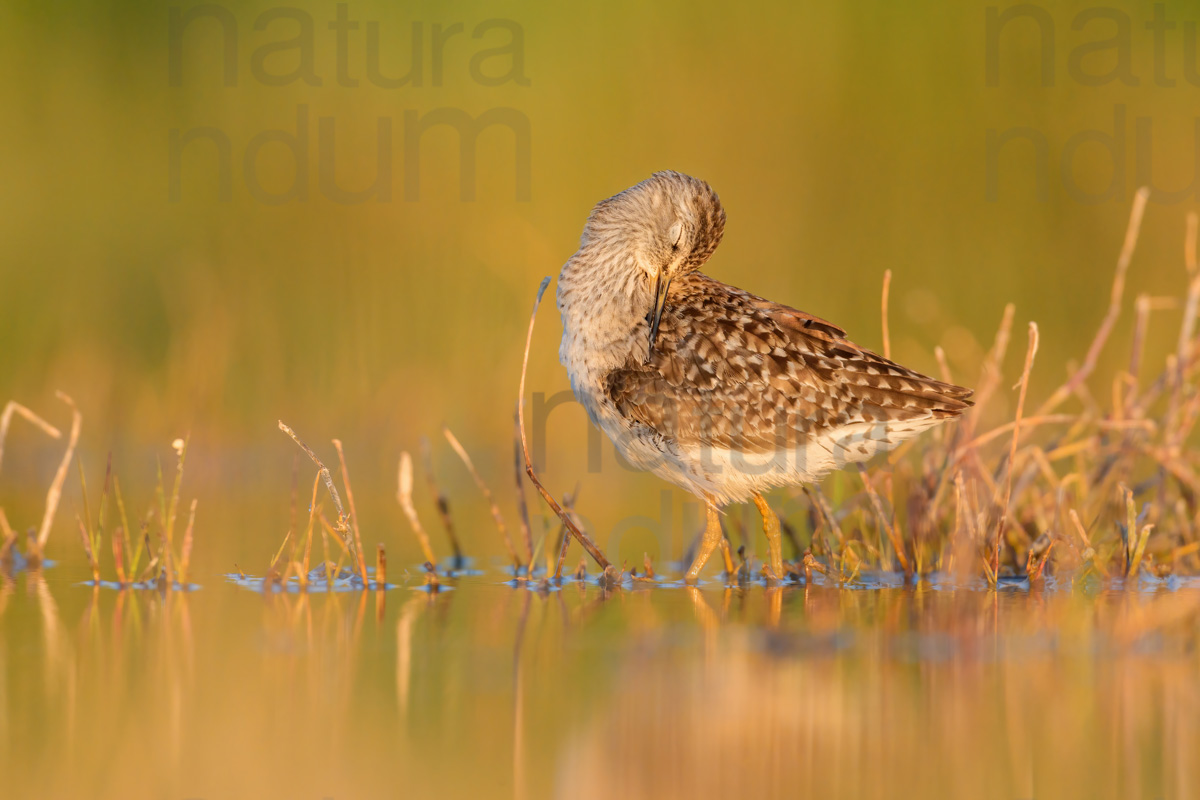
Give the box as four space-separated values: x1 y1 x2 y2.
646 271 672 364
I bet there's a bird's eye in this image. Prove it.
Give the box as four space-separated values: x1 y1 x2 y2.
668 221 683 250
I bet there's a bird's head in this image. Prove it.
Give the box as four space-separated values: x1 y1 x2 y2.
579 171 726 361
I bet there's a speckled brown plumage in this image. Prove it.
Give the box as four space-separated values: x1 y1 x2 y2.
604 272 973 456
555 171 972 579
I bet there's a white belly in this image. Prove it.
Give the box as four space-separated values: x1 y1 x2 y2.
590 395 943 506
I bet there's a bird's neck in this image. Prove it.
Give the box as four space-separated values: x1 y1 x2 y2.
557 247 654 372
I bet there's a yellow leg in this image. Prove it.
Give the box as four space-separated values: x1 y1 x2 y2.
752 493 784 580
719 535 735 575
685 501 723 584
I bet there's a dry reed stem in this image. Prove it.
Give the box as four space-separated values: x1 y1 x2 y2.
1027 540 1054 581
802 484 844 551
934 346 953 384
318 510 351 558
1121 485 1153 579
1028 446 1059 487
269 530 291 574
423 562 441 591
516 277 612 571
881 269 892 361
550 483 580 573
967 414 1077 453
111 525 127 585
164 437 188 554
957 307 1017 510
918 444 960 534
277 421 355 553
1130 296 1178 379
859 466 910 575
113 478 135 578
1038 188 1149 416
77 457 102 581
140 516 159 583
512 410 534 564
98 453 113 547
179 498 197 585
948 472 967 576
802 553 829 578
991 322 1040 583
0 401 61 474
76 516 99 583
139 533 160 584
134 521 153 582
420 436 463 561
1165 212 1200 442
397 452 438 565
553 503 572 582
319 513 333 585
1129 294 1151 388
1129 524 1152 580
1180 213 1200 361
332 439 369 584
1174 390 1200 446
34 392 81 553
444 425 518 567
1122 485 1137 572
376 543 387 588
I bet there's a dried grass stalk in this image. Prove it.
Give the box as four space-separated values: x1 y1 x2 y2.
859 466 909 576
516 278 612 571
420 436 463 561
332 439 369 584
397 452 437 565
37 392 82 554
444 425 518 568
991 322 1040 583
512 410 534 564
277 421 356 559
179 498 198 585
376 543 387 588
881 269 892 361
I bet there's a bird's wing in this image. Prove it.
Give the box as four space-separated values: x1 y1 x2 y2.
604 274 973 454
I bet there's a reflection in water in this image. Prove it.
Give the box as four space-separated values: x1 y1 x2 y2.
557 586 1200 800
396 594 427 716
0 573 1196 800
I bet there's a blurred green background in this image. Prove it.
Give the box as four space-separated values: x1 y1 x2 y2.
1 0 1198 570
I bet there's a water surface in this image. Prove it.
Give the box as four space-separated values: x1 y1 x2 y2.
2 568 1197 800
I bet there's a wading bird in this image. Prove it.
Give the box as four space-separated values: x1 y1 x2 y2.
557 171 973 582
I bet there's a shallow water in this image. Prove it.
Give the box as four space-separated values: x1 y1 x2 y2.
2 565 1198 800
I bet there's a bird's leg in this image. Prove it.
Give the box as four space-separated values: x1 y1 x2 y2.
719 534 736 576
685 501 723 584
752 493 784 580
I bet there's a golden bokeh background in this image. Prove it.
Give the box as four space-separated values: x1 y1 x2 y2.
1 0 1198 568
4 6 1200 800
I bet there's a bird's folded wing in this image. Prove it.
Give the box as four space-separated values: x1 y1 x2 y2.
604 275 973 454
